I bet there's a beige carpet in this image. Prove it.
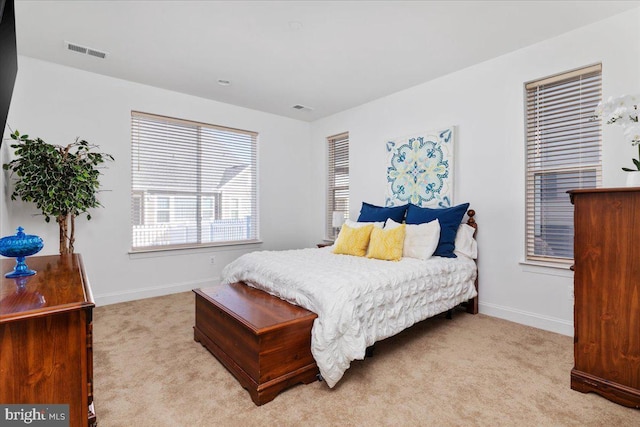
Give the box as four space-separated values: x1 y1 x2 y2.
93 291 637 426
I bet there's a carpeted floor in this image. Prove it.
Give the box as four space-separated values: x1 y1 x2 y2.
93 291 638 426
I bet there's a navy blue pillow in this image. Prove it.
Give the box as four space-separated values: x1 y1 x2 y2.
405 202 470 258
357 202 408 223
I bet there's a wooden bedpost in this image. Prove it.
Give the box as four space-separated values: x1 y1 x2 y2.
466 209 479 315
466 209 477 233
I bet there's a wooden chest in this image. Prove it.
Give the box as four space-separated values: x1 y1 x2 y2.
193 283 319 405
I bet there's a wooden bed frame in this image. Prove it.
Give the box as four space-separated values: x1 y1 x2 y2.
194 209 479 405
462 209 478 314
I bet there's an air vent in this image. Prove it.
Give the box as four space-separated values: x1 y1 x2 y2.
292 104 314 111
87 49 106 59
65 41 107 59
66 43 87 54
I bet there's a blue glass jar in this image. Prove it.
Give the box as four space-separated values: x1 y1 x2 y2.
0 226 44 278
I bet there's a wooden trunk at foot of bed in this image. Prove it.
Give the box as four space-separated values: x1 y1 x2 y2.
193 283 319 405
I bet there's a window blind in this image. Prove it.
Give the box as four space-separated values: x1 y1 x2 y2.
131 111 258 250
525 64 602 263
327 132 349 240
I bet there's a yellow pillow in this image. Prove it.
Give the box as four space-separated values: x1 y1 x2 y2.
367 224 406 261
332 223 374 257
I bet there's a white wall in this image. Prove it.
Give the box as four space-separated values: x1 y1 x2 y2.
310 9 640 336
3 9 639 335
1 56 317 305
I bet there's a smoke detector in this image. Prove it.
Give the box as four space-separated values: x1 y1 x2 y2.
65 41 108 59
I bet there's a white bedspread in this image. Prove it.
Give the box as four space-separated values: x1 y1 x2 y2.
220 247 477 388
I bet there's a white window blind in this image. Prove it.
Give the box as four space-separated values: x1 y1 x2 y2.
327 132 349 240
525 64 602 263
131 111 258 251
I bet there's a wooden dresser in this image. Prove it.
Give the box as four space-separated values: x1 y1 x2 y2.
0 254 96 426
569 188 640 408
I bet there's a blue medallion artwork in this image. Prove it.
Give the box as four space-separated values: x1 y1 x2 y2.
385 127 454 208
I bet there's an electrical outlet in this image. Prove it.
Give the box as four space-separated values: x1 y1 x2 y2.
209 256 216 265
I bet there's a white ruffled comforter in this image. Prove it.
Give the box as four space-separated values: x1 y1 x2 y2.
220 247 477 387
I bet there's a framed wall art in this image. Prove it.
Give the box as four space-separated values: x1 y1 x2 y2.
385 126 455 208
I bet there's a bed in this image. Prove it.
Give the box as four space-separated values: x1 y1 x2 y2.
216 205 479 388
195 203 478 404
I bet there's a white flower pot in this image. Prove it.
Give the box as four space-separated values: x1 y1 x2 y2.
626 171 640 187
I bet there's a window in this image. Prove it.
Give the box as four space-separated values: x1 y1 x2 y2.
525 64 602 264
132 192 143 226
327 132 349 240
155 196 171 223
131 112 258 250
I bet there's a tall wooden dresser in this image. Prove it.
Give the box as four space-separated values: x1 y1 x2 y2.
569 188 640 408
0 254 96 426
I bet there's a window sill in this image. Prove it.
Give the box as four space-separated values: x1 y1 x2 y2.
519 260 573 278
129 240 263 258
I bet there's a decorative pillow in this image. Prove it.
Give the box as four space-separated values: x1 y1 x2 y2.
367 224 406 261
357 202 408 223
405 203 470 258
345 219 384 229
332 223 374 257
385 218 440 260
454 223 477 259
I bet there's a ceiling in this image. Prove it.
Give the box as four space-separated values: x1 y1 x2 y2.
13 1 640 122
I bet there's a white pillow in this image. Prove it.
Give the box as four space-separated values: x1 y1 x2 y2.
345 219 384 229
385 218 440 260
454 223 477 259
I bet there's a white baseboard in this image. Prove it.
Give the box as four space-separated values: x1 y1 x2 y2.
94 277 220 306
95 282 574 337
479 301 573 337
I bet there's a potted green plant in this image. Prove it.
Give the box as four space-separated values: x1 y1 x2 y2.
3 130 113 254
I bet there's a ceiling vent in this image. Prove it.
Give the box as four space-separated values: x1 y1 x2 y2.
292 104 313 111
65 41 107 59
87 49 107 59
